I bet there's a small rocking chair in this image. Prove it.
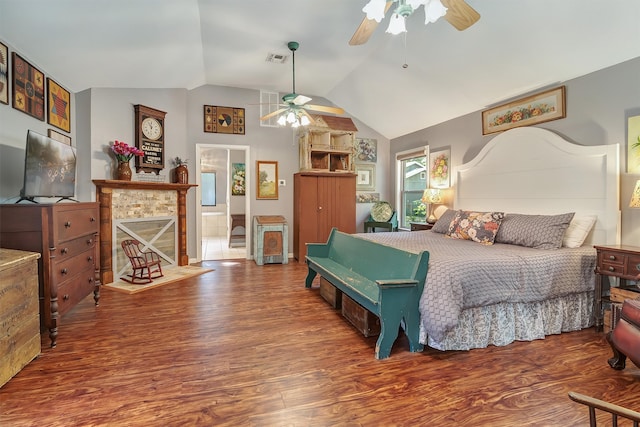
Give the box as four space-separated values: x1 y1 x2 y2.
121 239 164 284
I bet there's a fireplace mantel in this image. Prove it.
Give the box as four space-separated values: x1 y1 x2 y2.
93 180 197 284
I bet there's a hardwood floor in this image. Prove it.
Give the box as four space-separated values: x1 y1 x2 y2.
2 259 640 426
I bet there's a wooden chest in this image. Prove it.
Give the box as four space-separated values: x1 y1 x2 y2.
320 276 342 309
0 248 41 388
610 287 640 303
253 215 288 265
341 294 381 337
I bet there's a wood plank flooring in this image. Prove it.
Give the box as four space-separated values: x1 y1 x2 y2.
2 259 640 426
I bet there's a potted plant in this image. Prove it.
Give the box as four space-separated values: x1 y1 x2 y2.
172 157 189 184
111 140 144 181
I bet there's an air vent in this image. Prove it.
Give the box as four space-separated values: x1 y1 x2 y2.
265 52 289 64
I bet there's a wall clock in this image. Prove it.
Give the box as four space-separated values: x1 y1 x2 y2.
134 104 166 174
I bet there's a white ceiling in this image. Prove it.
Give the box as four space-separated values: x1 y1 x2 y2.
1 0 639 139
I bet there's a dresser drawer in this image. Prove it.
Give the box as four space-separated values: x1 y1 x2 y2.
53 206 99 243
51 234 97 263
57 271 97 316
51 248 96 285
628 254 640 278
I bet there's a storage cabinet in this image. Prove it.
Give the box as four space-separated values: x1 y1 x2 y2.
0 248 41 388
298 115 357 173
293 172 356 263
0 203 100 347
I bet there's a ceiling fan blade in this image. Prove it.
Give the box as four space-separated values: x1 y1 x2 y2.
349 1 394 46
260 108 287 121
441 0 480 31
304 104 345 115
292 94 312 105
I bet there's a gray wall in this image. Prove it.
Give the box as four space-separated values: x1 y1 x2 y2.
390 56 640 245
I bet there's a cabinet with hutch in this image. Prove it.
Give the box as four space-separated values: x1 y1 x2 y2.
298 115 357 173
0 202 100 347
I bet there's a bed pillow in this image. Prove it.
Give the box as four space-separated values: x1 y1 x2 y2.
446 210 504 245
495 212 575 250
431 209 457 234
562 215 597 248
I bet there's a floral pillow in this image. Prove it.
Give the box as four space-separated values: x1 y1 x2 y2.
446 210 505 245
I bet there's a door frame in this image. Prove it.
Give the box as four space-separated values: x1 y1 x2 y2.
195 143 251 261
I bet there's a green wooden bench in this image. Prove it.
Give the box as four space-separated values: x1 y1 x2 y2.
305 228 430 359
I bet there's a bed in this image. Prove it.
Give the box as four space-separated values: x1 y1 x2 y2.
358 127 620 351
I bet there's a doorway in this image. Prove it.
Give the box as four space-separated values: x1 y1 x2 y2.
195 144 251 261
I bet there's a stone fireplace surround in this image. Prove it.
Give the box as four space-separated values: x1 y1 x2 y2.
93 180 196 284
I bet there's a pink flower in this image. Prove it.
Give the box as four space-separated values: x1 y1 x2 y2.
111 140 144 162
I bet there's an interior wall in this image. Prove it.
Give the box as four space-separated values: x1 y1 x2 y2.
389 56 640 245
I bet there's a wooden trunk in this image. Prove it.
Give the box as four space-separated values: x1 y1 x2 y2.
610 287 640 303
341 294 380 337
0 249 41 388
319 277 342 309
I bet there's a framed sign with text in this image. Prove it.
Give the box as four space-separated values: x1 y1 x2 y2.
134 104 166 174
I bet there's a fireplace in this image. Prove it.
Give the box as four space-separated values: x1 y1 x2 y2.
93 180 196 284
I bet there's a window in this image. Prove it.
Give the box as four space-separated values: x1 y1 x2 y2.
396 147 428 229
201 172 216 206
260 90 281 127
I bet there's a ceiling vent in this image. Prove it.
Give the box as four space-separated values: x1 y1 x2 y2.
265 52 289 64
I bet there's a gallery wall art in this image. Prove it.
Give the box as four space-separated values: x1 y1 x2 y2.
204 105 245 134
47 78 71 132
12 52 45 120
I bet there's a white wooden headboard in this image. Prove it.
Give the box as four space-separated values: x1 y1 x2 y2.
454 127 620 245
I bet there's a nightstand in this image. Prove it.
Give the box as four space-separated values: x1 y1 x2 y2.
410 222 433 231
594 245 640 332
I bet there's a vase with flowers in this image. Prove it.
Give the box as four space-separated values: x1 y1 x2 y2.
111 140 144 181
171 157 189 184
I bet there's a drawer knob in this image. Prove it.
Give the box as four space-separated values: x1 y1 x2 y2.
90 217 96 222
87 256 93 262
63 294 69 301
86 238 93 245
608 266 615 272
61 268 68 275
608 255 616 261
88 277 94 283
65 221 71 228
61 248 68 254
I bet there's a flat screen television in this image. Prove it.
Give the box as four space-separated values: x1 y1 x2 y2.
18 130 77 203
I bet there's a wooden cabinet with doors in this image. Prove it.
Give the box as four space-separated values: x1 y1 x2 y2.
293 172 356 263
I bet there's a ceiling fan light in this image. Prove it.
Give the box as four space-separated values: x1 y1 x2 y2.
362 0 387 22
291 120 301 128
386 13 406 35
277 115 287 126
406 0 426 10
424 0 447 23
286 111 297 123
300 115 311 126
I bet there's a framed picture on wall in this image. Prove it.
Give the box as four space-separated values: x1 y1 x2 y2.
429 148 450 188
355 138 377 163
355 163 376 191
628 115 640 173
48 128 71 145
231 163 246 196
47 78 71 132
12 52 45 120
256 160 278 199
0 42 8 105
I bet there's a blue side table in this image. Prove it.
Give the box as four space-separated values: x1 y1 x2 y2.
253 215 288 265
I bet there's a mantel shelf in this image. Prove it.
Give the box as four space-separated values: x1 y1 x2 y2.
92 180 197 191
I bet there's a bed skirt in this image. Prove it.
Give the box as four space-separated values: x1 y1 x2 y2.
422 291 594 351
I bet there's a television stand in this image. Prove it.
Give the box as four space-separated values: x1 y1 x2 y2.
15 197 37 204
56 197 79 203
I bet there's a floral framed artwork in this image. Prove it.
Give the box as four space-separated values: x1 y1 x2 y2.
0 42 8 105
204 105 245 134
429 148 450 188
355 138 377 163
355 163 376 191
48 128 71 146
356 192 380 203
12 52 45 120
231 163 246 196
47 78 71 132
628 115 640 173
256 160 278 199
481 86 566 135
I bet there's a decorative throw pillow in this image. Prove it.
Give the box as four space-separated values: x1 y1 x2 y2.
562 215 597 248
495 212 575 250
446 210 505 245
431 209 457 234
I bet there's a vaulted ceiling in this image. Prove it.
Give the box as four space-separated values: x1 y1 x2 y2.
1 0 639 139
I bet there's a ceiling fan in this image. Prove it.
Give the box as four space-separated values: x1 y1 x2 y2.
260 41 345 127
349 0 480 46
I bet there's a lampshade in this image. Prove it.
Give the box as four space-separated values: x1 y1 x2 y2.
630 180 640 208
362 0 448 35
421 188 443 204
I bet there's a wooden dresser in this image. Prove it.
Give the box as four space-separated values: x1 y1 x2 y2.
293 172 356 263
0 248 41 388
0 203 100 347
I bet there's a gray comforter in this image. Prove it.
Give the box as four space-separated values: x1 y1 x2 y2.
356 231 596 342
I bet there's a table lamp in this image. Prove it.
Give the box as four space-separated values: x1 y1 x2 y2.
421 188 443 224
